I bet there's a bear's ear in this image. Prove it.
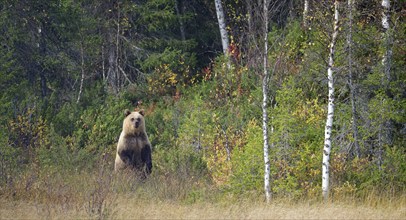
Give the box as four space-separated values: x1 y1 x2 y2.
139 109 145 116
124 109 131 117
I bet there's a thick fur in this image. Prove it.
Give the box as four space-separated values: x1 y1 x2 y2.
115 109 152 176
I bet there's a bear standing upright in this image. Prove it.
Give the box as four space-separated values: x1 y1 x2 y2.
115 109 152 176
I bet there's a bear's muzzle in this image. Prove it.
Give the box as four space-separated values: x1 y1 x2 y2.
135 118 141 128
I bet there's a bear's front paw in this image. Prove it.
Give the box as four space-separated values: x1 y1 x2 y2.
146 161 152 174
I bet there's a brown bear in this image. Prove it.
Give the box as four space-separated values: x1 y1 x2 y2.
114 109 152 176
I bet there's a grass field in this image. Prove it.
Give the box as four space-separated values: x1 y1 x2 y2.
1 196 405 219
1 167 405 219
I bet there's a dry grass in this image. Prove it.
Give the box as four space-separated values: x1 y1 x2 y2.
114 197 406 219
1 166 405 219
1 196 405 219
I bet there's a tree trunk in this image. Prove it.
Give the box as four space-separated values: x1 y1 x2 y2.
102 44 106 82
347 0 360 158
381 0 391 83
378 0 393 169
115 2 121 92
107 32 117 93
221 127 231 161
77 42 85 103
322 0 340 202
214 0 229 56
303 0 309 28
175 0 186 41
38 25 48 98
106 2 121 94
262 0 271 204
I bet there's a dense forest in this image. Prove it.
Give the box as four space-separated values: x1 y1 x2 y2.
0 0 405 218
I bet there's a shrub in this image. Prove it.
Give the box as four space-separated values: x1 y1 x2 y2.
6 108 50 165
229 119 263 193
73 96 130 154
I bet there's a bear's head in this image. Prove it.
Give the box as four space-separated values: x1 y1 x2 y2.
122 109 146 135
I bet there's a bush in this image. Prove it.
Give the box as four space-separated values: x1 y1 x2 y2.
73 96 130 154
0 126 18 186
268 78 324 198
229 119 263 193
6 108 50 165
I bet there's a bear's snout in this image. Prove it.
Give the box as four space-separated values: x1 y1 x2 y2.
135 118 141 128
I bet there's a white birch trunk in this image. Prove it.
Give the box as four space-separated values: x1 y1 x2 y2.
303 0 309 28
381 0 390 30
262 0 271 204
322 0 340 201
214 0 229 56
102 44 106 82
77 42 85 103
379 0 392 168
347 0 360 158
381 0 391 82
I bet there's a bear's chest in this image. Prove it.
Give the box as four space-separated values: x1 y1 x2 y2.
124 137 143 150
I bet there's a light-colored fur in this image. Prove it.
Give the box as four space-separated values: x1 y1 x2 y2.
114 110 152 174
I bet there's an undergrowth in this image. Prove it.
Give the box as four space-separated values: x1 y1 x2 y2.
1 156 404 219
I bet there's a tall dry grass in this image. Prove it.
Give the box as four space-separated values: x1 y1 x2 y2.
1 196 405 219
0 165 405 219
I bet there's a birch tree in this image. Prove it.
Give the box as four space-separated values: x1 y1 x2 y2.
77 41 85 103
322 0 340 201
214 0 229 56
262 0 271 203
303 0 309 28
381 0 391 83
378 0 393 168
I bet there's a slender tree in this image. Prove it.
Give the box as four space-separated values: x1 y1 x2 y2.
77 41 85 103
381 0 391 83
322 0 340 201
175 0 186 41
378 0 393 169
262 0 271 204
106 1 121 93
346 0 360 158
303 0 309 28
214 0 230 56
